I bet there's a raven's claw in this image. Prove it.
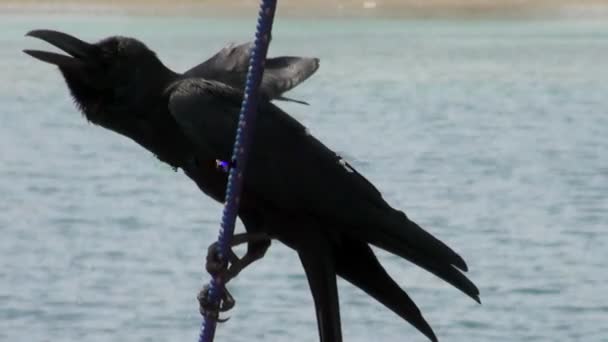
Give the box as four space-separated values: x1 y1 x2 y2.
199 233 271 321
205 242 231 277
197 284 235 322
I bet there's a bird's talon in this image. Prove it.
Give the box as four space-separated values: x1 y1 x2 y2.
217 315 231 323
197 285 214 313
219 291 235 312
197 284 236 322
206 243 228 276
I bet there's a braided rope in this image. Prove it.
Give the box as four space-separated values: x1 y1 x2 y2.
198 1 277 341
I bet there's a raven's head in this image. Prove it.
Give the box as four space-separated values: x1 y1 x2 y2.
24 30 175 126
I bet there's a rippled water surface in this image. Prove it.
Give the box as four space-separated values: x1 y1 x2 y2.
1 14 607 342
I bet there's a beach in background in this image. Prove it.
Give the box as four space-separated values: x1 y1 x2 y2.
2 0 608 18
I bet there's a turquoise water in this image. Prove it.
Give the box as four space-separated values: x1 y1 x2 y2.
2 14 608 341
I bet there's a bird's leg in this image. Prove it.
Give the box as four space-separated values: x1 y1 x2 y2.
198 232 271 321
205 232 271 283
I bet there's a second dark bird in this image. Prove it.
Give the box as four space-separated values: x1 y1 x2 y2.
24 30 480 342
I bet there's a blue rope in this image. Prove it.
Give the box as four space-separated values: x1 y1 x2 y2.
198 1 277 342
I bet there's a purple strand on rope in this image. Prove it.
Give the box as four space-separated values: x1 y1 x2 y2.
198 1 277 342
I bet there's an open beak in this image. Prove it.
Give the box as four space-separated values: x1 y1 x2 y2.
23 29 97 68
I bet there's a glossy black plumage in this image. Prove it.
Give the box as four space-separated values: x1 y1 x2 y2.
25 30 479 342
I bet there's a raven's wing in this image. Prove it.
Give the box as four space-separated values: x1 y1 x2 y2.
167 79 478 298
168 78 388 226
183 42 319 104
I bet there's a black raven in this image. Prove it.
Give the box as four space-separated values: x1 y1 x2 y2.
25 30 480 342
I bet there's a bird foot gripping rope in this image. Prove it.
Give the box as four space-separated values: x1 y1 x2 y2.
197 0 278 341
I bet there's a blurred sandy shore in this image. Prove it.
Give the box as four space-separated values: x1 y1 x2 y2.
2 0 608 18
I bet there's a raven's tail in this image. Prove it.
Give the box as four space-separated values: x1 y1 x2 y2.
334 237 438 342
298 229 343 342
360 209 480 303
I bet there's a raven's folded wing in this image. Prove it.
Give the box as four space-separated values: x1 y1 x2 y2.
167 78 387 224
167 78 477 289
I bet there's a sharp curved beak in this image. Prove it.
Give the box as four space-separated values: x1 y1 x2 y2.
23 29 97 67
